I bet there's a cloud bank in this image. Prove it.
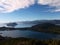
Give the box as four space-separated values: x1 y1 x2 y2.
0 0 35 13
1 0 60 13
38 0 60 12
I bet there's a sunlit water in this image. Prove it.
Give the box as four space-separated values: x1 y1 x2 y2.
0 30 60 40
0 23 35 28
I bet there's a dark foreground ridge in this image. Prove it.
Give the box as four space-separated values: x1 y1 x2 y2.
0 35 60 45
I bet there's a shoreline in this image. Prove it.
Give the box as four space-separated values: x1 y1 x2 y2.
0 27 60 34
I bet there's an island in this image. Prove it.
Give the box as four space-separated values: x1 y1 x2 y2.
0 22 60 34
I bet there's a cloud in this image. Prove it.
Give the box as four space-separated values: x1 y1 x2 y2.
38 0 60 12
0 0 35 13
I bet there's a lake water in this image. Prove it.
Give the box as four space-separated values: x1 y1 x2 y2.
0 30 60 40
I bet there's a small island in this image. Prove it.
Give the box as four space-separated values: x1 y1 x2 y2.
0 22 60 34
0 22 60 45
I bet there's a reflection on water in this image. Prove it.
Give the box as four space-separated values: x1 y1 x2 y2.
0 30 60 39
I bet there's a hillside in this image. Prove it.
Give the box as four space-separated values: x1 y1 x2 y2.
31 22 60 34
0 37 60 45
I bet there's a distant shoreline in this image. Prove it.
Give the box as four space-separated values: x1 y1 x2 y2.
0 26 60 34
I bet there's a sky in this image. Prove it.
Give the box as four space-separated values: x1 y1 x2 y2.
0 0 60 23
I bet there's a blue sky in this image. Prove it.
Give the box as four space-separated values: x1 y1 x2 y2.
0 0 60 23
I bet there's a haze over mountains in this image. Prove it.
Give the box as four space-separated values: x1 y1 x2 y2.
0 20 60 28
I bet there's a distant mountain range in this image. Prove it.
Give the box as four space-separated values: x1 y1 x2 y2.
1 20 60 27
0 20 60 34
16 20 60 24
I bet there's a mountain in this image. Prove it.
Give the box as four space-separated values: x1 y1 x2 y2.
1 20 60 28
30 22 60 34
0 20 60 34
31 22 56 30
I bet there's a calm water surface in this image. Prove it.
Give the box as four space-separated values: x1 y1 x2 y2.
0 30 60 39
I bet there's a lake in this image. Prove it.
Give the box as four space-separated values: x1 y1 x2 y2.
0 30 60 40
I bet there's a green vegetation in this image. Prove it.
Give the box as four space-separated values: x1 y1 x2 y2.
0 22 60 34
31 23 60 34
0 37 60 45
0 23 60 45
